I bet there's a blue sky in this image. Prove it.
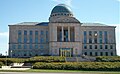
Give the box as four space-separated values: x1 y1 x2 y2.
0 0 119 55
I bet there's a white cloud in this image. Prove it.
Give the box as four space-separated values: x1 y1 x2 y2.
52 0 73 7
0 32 9 37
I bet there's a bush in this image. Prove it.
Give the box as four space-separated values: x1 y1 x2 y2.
96 56 120 62
33 62 120 71
0 62 4 68
26 56 65 63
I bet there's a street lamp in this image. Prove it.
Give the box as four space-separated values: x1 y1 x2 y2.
11 50 12 58
5 51 7 66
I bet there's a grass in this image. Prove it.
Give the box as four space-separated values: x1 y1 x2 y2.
0 69 120 74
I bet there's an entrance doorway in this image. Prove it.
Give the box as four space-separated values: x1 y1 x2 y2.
59 48 73 57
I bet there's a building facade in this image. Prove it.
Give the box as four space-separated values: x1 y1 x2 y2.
9 4 116 58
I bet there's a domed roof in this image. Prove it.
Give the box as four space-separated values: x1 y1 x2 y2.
51 4 73 15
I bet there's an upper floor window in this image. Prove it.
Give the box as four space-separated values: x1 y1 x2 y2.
94 31 98 37
29 31 32 35
84 45 87 49
105 45 108 49
24 45 27 49
104 31 108 43
95 45 97 49
100 45 102 49
12 44 16 49
24 30 27 35
35 45 38 49
89 31 92 36
89 45 92 49
89 38 92 43
35 31 38 35
40 38 44 43
18 30 22 35
29 44 32 49
41 30 44 35
110 45 113 49
18 45 21 49
84 31 87 43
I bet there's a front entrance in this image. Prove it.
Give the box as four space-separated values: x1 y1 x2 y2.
59 48 73 57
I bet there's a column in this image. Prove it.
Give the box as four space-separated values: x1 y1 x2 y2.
68 27 70 41
62 27 64 41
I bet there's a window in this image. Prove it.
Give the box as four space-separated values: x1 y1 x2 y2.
94 38 97 43
110 45 113 49
40 45 43 49
30 31 32 35
100 52 103 56
84 31 87 43
18 45 21 49
46 31 48 42
24 37 27 43
90 52 92 56
29 44 32 49
29 36 32 43
18 36 22 43
95 52 98 56
40 38 44 43
99 31 102 43
41 30 44 35
35 45 38 49
100 45 102 49
104 31 108 43
95 45 97 49
105 52 108 56
89 38 92 43
94 31 98 37
35 31 38 35
89 31 92 36
35 37 38 43
105 45 108 49
24 45 27 49
111 52 113 56
18 30 22 35
24 30 27 35
12 44 16 49
84 52 87 55
84 45 87 49
89 45 92 49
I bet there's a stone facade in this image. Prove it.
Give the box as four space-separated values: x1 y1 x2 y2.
8 4 116 58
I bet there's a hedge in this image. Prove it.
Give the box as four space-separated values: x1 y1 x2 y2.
96 56 120 62
0 62 4 68
26 56 65 63
33 62 120 71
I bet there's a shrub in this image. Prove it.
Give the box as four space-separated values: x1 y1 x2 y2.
33 62 120 71
26 56 65 63
0 62 4 68
96 56 120 62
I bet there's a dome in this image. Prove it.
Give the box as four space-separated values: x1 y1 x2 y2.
50 4 73 17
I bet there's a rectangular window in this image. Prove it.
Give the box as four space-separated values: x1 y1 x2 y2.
12 44 16 49
18 36 22 43
110 45 113 49
89 38 92 43
24 30 27 35
89 45 92 49
99 31 102 43
41 30 44 35
24 45 27 49
100 45 102 49
46 31 48 42
35 31 38 35
94 38 97 43
18 45 21 49
35 37 38 43
40 45 43 49
30 31 32 35
84 45 87 49
95 45 97 49
84 31 87 43
105 45 108 49
40 38 44 43
18 30 22 35
24 37 27 43
104 31 108 43
29 44 32 49
29 36 32 43
35 45 38 49
89 31 92 36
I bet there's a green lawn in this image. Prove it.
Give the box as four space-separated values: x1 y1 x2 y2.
0 69 120 74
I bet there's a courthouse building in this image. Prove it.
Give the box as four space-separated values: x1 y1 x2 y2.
9 4 116 58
